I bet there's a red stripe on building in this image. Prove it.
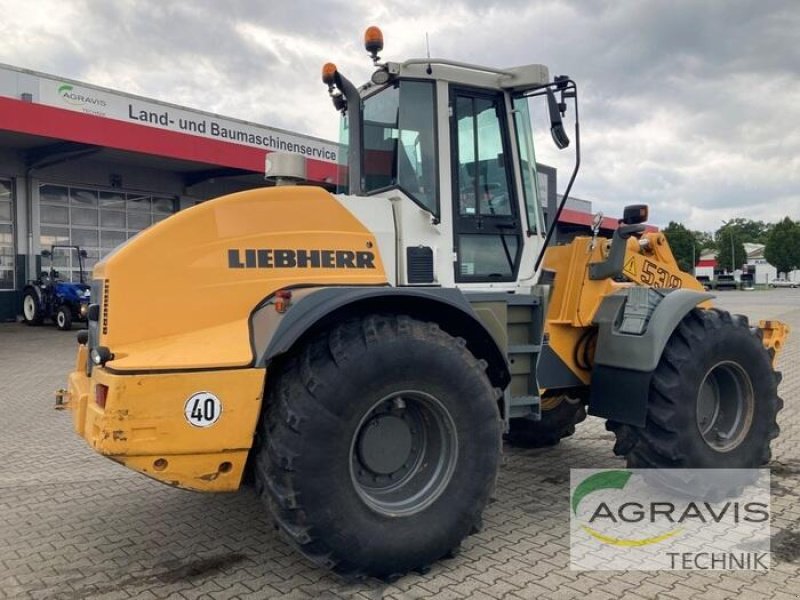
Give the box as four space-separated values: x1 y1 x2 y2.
557 207 658 232
0 96 338 182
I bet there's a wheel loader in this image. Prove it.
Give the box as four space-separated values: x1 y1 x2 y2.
58 26 788 579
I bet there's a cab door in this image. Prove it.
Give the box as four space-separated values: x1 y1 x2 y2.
450 88 522 283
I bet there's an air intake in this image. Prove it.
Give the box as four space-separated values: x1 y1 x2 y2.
102 280 110 335
407 246 434 284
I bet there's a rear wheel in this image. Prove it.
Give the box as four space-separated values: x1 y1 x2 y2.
254 314 502 579
506 395 586 448
22 290 43 325
609 308 782 469
56 305 73 330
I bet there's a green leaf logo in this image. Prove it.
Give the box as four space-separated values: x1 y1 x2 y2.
572 470 682 547
58 84 73 95
572 470 632 515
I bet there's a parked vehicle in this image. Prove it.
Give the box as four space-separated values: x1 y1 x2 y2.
22 245 91 330
769 278 798 288
713 274 738 290
696 275 713 291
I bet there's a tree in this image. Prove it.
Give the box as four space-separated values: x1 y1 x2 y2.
662 221 702 273
694 230 716 251
716 228 748 273
715 218 772 244
765 217 800 277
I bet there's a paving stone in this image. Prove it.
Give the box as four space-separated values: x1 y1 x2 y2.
1 290 798 599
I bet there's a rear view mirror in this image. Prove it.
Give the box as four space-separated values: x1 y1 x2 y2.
41 250 52 258
546 88 570 149
79 250 88 258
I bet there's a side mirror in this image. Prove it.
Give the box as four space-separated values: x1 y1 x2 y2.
79 250 88 258
546 88 570 149
41 250 52 258
622 204 649 225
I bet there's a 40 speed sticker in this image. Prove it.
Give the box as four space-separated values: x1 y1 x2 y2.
184 391 222 428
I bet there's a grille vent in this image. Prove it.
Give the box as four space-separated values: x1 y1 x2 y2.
407 246 434 284
102 280 110 335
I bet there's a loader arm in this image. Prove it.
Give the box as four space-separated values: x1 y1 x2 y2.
538 231 703 390
538 229 787 393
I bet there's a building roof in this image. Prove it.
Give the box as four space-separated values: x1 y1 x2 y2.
555 206 658 232
744 242 765 259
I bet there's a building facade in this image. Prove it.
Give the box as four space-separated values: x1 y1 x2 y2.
0 63 342 320
744 243 800 284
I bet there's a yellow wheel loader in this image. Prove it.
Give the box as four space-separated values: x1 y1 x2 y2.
59 27 788 579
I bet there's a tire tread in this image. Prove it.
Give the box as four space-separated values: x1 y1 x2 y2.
254 314 497 579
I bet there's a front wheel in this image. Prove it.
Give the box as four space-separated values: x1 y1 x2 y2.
56 305 73 330
254 314 502 579
609 308 782 469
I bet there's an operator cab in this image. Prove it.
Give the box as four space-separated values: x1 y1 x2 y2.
323 26 577 292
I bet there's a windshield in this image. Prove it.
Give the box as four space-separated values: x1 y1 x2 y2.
48 246 85 283
511 96 545 235
360 80 439 215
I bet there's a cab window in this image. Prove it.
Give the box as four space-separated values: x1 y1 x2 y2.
362 80 438 215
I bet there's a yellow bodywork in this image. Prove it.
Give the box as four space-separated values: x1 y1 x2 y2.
94 185 386 371
63 186 388 491
759 320 790 367
66 362 264 491
541 230 787 386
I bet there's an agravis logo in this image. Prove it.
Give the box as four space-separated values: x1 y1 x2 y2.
572 470 682 547
57 83 107 108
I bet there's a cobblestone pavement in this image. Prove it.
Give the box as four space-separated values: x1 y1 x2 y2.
1 290 798 600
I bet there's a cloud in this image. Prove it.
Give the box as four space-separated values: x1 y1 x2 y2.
0 0 796 230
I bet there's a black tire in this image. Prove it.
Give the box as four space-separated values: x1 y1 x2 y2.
56 305 73 331
608 308 782 469
21 289 44 325
506 395 586 448
254 314 502 579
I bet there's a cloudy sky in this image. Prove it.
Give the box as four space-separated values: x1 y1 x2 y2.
0 0 797 230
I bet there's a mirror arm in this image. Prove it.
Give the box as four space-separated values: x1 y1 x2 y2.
332 72 364 196
532 80 581 273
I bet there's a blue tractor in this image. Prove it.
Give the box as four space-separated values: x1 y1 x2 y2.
21 245 91 330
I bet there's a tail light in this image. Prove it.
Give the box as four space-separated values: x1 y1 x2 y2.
95 384 108 409
274 289 292 313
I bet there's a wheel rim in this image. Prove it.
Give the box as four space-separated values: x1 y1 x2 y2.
57 311 66 327
696 361 755 452
23 296 35 320
349 390 458 516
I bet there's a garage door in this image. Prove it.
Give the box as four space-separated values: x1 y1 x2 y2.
0 179 13 291
39 184 177 281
